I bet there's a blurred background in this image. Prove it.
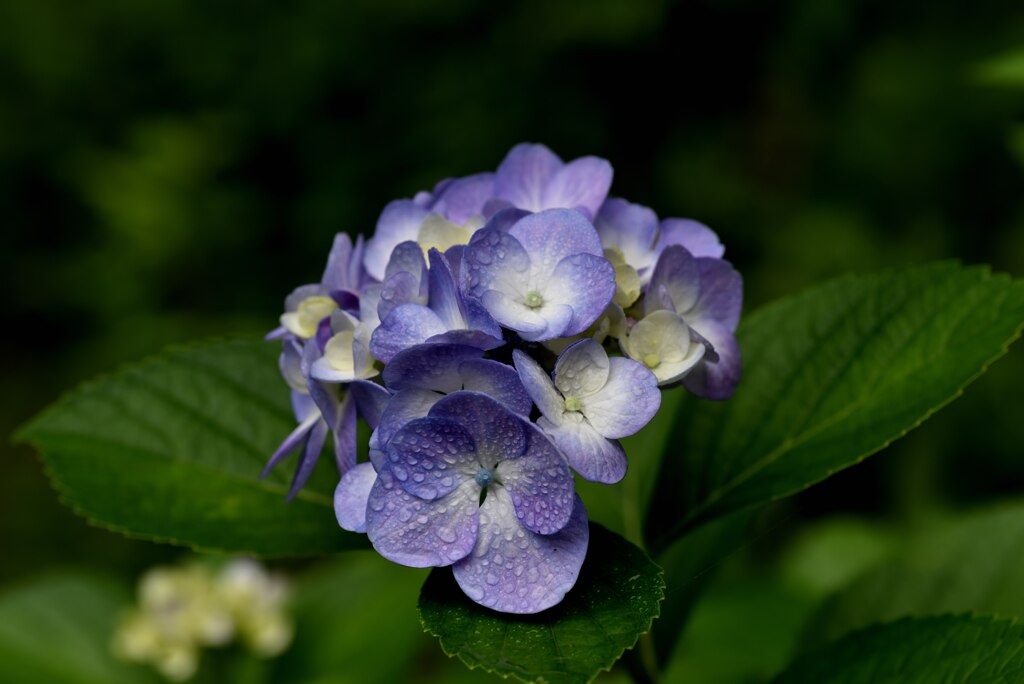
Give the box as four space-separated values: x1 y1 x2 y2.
2 0 1022 682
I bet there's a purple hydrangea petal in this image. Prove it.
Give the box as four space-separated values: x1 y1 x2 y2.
646 245 701 315
428 391 527 468
359 283 383 329
463 298 504 340
464 228 531 299
279 339 307 393
432 173 494 224
368 430 386 471
383 344 482 393
378 271 426 322
512 350 565 423
364 200 429 282
349 380 391 429
385 241 428 283
308 373 340 425
322 233 364 294
480 197 515 218
691 257 743 332
683 320 742 400
426 329 505 351
370 304 448 364
265 325 289 341
286 418 329 501
427 248 466 330
335 461 376 533
540 416 628 484
290 390 318 424
507 209 604 273
583 357 661 439
386 417 478 500
542 156 613 219
493 143 562 212
479 206 532 231
657 218 725 259
595 198 659 272
330 289 361 315
378 388 444 447
330 390 359 473
553 339 611 399
495 425 575 535
459 359 533 416
261 412 319 479
452 488 589 614
544 253 616 337
367 467 480 568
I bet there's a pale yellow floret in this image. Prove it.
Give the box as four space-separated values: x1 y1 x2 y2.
563 396 582 412
605 249 641 308
623 310 705 384
417 213 484 255
324 331 356 373
280 296 338 338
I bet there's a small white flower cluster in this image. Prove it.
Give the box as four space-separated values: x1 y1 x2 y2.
111 559 293 681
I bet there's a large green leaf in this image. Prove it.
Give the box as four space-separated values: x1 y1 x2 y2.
807 501 1024 645
418 524 664 684
647 262 1024 552
772 615 1024 683
17 338 367 556
0 574 156 684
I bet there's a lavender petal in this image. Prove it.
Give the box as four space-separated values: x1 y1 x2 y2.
452 488 589 614
366 467 480 568
335 461 377 533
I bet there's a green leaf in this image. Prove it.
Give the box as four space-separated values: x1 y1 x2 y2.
0 574 156 684
17 338 367 556
647 262 1024 552
772 615 1024 683
271 553 430 684
808 501 1024 646
418 524 664 684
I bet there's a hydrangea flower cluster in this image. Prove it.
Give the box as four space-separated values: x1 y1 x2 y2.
265 144 742 614
112 559 293 681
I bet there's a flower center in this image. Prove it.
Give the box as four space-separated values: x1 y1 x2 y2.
643 353 661 369
524 291 544 309
474 467 494 488
563 396 582 412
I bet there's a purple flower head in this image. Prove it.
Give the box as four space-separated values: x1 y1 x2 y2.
627 245 742 398
465 209 616 342
514 340 661 484
266 143 746 614
268 234 365 341
487 143 613 219
365 391 588 613
370 250 504 363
